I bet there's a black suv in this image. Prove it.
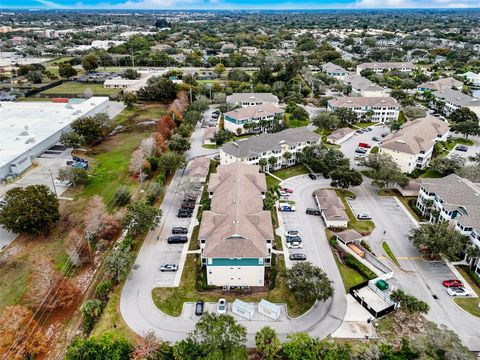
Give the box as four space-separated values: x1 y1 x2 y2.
177 210 192 218
167 235 188 244
172 226 188 234
306 208 321 216
308 173 317 180
195 300 204 316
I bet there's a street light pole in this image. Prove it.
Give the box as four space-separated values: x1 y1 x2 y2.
48 168 58 197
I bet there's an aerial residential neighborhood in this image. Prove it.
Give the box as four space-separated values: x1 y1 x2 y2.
0 4 479 360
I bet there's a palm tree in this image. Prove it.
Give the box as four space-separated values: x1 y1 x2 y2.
258 158 268 172
267 156 277 172
255 326 281 360
283 151 292 166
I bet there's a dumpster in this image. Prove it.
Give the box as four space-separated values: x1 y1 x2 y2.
376 279 389 291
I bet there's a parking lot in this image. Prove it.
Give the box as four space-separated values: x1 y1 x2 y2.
339 124 389 168
446 133 480 166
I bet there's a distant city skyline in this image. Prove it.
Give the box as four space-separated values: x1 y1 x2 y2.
1 0 479 10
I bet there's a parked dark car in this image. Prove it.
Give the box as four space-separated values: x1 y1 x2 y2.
286 235 302 243
289 253 307 261
308 173 317 180
455 145 468 152
306 208 321 216
167 236 188 244
181 202 195 209
177 210 192 218
195 300 204 316
355 147 367 154
172 227 188 234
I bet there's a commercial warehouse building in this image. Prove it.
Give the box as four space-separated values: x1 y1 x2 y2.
0 97 109 180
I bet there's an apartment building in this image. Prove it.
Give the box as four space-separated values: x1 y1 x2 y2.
321 62 350 80
220 127 321 170
417 77 462 92
379 116 449 173
226 93 279 107
223 104 284 134
432 88 480 118
343 75 388 97
356 62 414 75
327 97 400 123
416 174 480 275
198 163 273 287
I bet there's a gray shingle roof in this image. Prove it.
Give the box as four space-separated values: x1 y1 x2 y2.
432 88 480 108
421 174 480 229
313 189 349 222
418 77 462 91
223 104 283 121
328 96 399 108
220 127 321 158
322 62 347 73
344 75 384 92
226 92 279 104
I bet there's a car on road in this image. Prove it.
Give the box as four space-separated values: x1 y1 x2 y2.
159 264 178 272
443 279 464 288
287 241 303 249
172 226 188 234
381 132 389 138
289 253 307 261
167 235 188 244
217 298 227 314
355 129 364 134
195 300 205 316
308 173 317 180
455 145 468 152
356 213 372 220
278 203 296 212
306 208 321 216
447 287 471 297
281 187 294 193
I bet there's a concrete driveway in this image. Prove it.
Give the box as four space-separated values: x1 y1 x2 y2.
351 181 480 350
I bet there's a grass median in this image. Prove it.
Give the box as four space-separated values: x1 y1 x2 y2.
454 266 480 318
382 241 400 267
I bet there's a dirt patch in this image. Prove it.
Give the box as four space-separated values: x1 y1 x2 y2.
376 311 426 347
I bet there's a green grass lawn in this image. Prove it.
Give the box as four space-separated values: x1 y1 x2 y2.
334 255 367 292
354 122 376 129
382 241 400 267
286 117 309 128
152 254 312 318
454 266 480 318
420 169 443 178
271 164 309 180
370 146 379 154
82 131 147 201
266 174 280 188
40 82 121 97
202 144 218 149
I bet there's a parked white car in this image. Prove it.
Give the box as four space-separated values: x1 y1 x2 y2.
447 287 472 297
217 298 227 314
287 241 303 249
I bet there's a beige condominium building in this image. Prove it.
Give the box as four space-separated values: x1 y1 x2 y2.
343 75 388 97
356 61 414 75
379 116 449 173
198 163 274 287
313 189 349 228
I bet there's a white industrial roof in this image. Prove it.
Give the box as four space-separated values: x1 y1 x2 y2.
0 97 109 168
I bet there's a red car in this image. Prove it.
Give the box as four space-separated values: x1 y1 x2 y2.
442 279 464 288
358 142 372 149
281 188 293 193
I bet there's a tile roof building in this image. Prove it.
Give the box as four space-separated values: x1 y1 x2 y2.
416 174 480 276
417 77 462 92
313 189 349 228
327 97 400 123
199 163 273 286
220 127 321 171
379 116 449 173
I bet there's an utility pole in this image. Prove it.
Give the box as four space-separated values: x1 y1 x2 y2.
130 48 135 68
189 87 193 103
48 168 58 197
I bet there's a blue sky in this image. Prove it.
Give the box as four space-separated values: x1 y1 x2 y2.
1 0 478 9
